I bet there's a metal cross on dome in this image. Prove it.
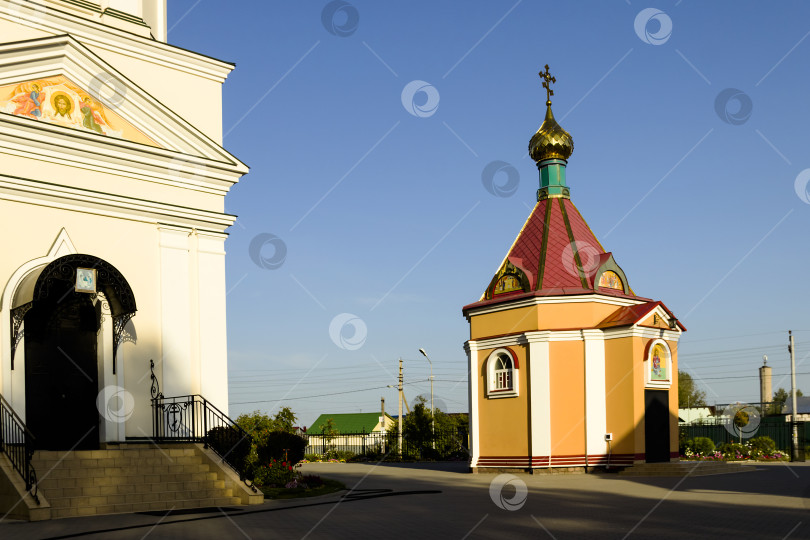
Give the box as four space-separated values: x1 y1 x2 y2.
539 64 556 104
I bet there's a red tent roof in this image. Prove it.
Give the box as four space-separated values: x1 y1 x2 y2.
471 197 640 305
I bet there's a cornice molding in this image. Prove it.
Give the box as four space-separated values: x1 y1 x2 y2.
0 174 235 231
0 1 233 82
0 118 242 195
468 326 681 350
465 293 643 317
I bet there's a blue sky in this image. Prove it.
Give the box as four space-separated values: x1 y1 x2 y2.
168 1 810 428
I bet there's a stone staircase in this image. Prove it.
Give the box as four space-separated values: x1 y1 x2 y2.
618 461 757 477
31 444 259 519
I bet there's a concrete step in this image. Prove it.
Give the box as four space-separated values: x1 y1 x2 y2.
37 478 228 500
32 455 205 471
46 487 235 510
30 446 250 519
51 496 242 519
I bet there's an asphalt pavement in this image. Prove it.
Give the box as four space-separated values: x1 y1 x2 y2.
1 460 808 539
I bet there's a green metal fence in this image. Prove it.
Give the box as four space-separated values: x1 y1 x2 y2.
681 420 807 451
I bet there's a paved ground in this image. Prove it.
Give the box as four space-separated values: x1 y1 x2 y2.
1 461 809 539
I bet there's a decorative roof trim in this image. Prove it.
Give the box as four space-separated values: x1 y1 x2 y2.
536 198 553 290
464 293 647 317
559 197 589 288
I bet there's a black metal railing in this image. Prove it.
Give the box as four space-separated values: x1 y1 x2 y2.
0 393 38 503
151 393 257 492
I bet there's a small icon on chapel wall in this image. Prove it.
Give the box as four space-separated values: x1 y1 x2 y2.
650 343 668 381
75 268 97 293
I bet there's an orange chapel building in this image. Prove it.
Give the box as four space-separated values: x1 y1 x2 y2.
463 67 686 472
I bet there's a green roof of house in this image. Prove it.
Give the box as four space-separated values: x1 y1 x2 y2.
309 413 393 434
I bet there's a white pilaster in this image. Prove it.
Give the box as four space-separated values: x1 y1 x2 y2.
526 332 551 462
159 226 192 397
196 232 229 413
97 293 115 443
465 340 480 468
583 329 607 457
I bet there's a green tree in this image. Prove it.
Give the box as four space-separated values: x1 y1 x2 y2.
272 406 297 433
319 417 339 458
403 399 434 451
771 387 804 414
236 407 298 435
236 410 274 438
733 409 749 443
235 408 300 468
678 370 707 408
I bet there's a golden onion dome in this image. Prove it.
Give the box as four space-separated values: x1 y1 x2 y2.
529 101 574 162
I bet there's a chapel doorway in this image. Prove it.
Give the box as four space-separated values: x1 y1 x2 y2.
20 254 137 451
25 292 100 450
644 389 671 463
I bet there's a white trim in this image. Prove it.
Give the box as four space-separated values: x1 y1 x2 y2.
472 326 681 352
528 338 550 461
602 327 681 341
644 339 673 389
485 348 518 399
465 293 644 317
465 341 480 468
583 332 607 458
645 305 679 329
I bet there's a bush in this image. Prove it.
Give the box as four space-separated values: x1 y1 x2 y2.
254 459 299 488
678 427 690 453
324 449 356 461
303 453 322 462
749 436 777 456
257 431 308 465
206 426 251 472
717 442 749 459
691 437 715 456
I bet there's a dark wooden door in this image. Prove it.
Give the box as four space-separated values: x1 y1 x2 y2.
25 294 99 450
644 389 671 463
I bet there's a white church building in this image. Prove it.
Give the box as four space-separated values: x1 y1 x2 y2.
0 0 260 520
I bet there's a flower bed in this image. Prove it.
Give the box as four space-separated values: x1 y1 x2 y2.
680 436 788 461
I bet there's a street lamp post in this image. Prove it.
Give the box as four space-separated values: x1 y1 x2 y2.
418 348 434 448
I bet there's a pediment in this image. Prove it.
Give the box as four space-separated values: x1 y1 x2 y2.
0 74 158 146
0 35 246 169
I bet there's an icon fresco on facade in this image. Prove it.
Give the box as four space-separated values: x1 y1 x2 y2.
650 342 668 381
494 274 523 295
0 75 157 146
598 270 623 290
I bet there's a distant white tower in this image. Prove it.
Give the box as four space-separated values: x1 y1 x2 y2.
760 355 772 406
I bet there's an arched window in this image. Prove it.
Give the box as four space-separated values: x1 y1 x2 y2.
486 348 519 398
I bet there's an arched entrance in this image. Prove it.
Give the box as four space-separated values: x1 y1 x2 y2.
22 255 136 450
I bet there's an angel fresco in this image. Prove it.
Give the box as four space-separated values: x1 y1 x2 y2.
0 76 154 145
80 95 108 134
11 83 42 118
